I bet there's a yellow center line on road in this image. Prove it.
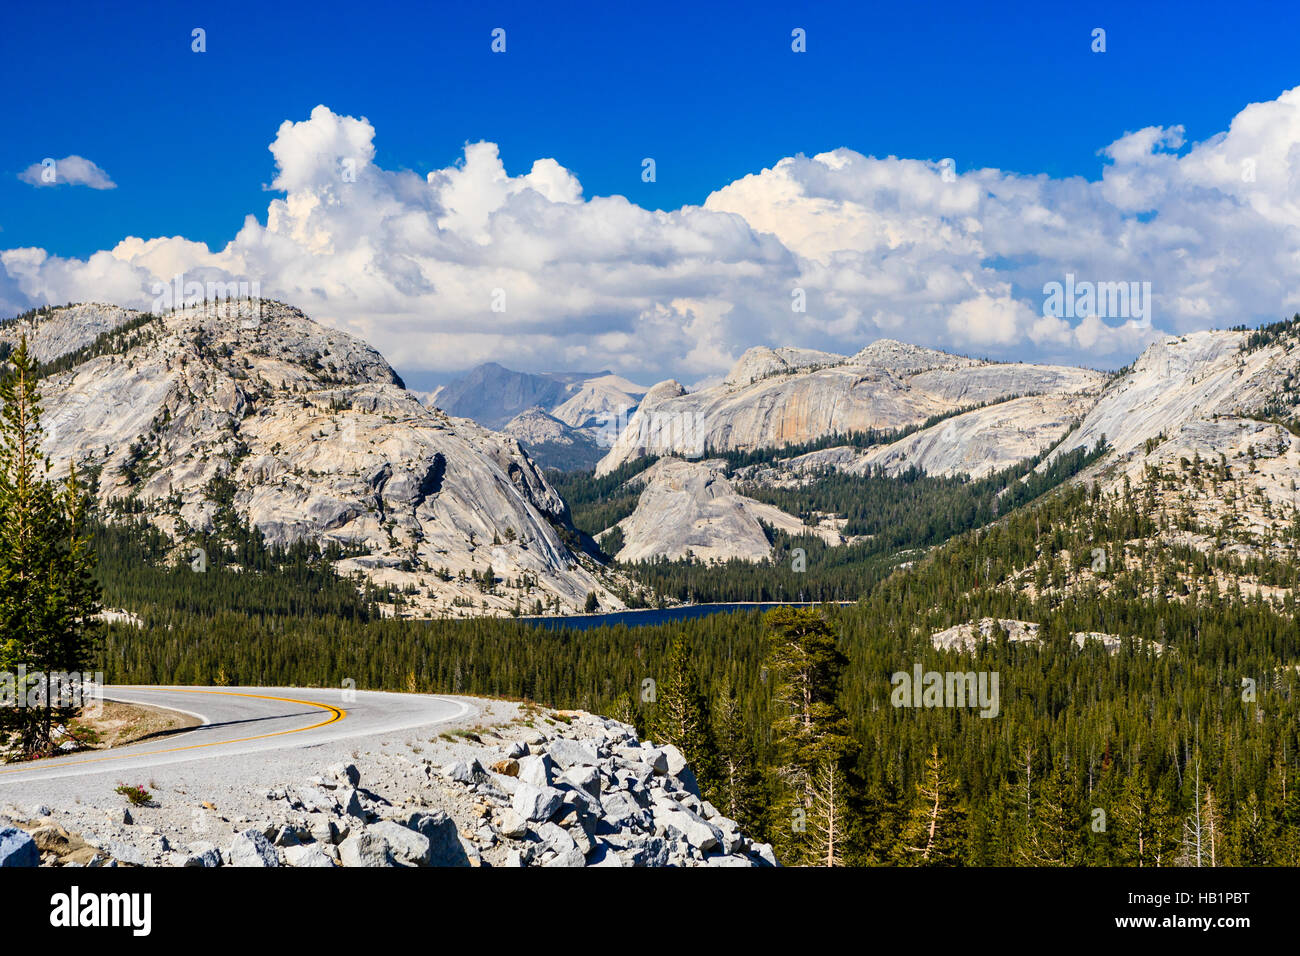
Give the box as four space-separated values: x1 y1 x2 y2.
0 688 346 776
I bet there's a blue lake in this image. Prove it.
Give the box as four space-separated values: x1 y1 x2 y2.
520 602 844 631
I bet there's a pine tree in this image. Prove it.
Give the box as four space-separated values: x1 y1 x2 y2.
1230 791 1270 865
970 775 1021 865
764 607 858 865
1023 761 1082 866
0 337 101 754
605 691 636 727
899 745 967 865
805 757 852 866
713 675 763 836
1269 751 1300 865
1116 766 1179 866
765 607 847 759
1201 784 1220 867
651 634 716 792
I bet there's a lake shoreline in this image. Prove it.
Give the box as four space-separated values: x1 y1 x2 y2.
518 600 853 631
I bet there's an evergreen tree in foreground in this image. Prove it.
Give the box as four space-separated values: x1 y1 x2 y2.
0 337 101 755
713 675 764 836
764 606 860 866
651 633 717 793
899 745 967 865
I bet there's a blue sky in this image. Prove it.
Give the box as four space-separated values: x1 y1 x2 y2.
3 0 1300 383
4 0 1289 257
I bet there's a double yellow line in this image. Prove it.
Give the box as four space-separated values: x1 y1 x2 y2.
0 688 346 776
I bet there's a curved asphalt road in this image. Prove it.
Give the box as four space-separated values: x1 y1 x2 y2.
0 686 475 789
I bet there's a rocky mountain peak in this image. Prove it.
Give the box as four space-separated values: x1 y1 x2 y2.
608 457 832 563
723 346 845 387
0 302 145 364
164 298 404 388
20 299 627 618
848 338 982 374
597 337 1102 475
638 379 689 407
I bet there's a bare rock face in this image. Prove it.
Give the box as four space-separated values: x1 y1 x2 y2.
0 302 143 363
907 363 1098 406
608 458 831 563
774 392 1095 480
930 618 1150 655
931 618 1043 651
1053 330 1294 465
848 339 983 375
596 339 1105 475
872 393 1090 478
723 346 845 387
597 366 946 474
640 379 689 406
1040 328 1300 564
500 407 606 471
549 373 646 430
502 407 581 445
31 300 623 617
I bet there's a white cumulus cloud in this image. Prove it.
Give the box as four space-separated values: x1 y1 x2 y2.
17 155 116 189
7 90 1300 383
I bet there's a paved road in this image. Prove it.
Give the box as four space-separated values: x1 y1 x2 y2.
0 686 475 789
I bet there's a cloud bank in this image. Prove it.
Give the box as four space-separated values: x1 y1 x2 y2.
7 90 1300 382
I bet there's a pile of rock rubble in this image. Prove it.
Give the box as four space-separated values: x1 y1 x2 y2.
0 710 777 868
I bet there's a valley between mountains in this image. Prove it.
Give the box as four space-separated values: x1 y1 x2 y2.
16 299 1300 623
8 299 1300 866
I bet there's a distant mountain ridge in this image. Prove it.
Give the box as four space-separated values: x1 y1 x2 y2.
587 319 1300 571
498 406 608 472
21 298 1300 609
596 339 1103 475
427 363 585 430
427 362 647 470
